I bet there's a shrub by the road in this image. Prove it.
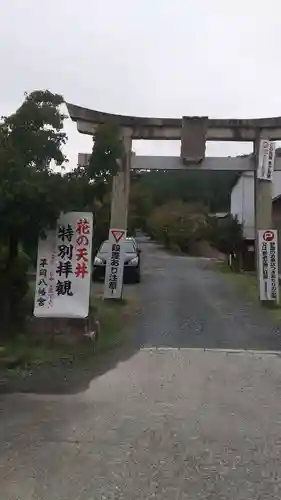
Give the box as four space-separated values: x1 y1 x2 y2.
147 201 243 257
147 201 210 253
208 214 243 255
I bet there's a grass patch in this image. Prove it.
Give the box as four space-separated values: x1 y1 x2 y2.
0 337 75 368
215 261 281 322
0 338 77 384
0 294 138 377
215 261 258 299
91 294 137 353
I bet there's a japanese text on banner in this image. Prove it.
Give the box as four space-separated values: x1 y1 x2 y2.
104 229 126 299
34 212 93 318
75 217 91 280
258 230 279 303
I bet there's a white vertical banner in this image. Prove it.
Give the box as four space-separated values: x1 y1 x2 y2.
104 229 126 299
257 140 276 181
34 230 56 314
34 212 93 318
258 229 279 303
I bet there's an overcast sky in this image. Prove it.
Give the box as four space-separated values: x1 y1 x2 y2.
1 0 281 168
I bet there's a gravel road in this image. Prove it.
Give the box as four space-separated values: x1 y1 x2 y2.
135 239 281 350
2 238 281 499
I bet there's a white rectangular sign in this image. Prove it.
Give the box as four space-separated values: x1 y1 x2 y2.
104 229 126 299
34 212 93 318
257 140 276 181
258 229 279 303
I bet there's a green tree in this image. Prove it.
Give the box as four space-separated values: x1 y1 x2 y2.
87 122 123 249
128 176 153 235
60 122 123 253
208 214 243 255
88 122 123 200
0 95 129 334
147 201 210 253
0 90 67 332
138 170 238 213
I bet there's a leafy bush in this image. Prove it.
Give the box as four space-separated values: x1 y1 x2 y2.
0 245 31 335
208 214 243 255
147 201 210 253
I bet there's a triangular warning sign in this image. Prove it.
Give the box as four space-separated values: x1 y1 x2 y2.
111 229 125 243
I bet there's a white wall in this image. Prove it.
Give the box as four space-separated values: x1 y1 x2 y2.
230 171 281 239
273 171 281 198
231 173 255 239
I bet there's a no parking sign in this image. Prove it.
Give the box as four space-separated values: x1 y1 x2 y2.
258 230 279 302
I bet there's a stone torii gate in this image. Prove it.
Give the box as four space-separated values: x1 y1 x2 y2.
66 102 281 269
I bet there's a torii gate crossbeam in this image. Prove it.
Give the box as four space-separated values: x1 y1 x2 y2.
67 103 281 141
78 153 281 172
67 102 281 279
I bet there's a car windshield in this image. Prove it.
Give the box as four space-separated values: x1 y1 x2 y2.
99 241 136 253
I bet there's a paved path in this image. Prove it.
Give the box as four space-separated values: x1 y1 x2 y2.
2 240 281 499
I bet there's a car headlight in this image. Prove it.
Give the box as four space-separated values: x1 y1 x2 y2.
94 257 103 265
128 257 138 266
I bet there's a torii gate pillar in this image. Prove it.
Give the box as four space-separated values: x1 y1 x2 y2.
254 131 272 268
109 129 132 230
